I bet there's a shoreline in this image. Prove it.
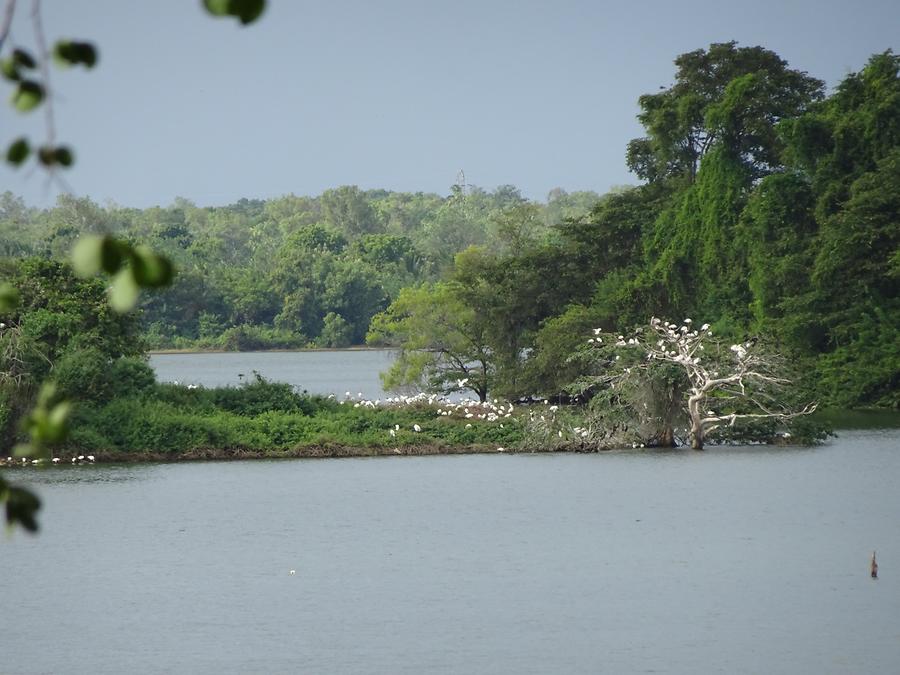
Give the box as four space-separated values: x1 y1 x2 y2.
147 346 394 355
3 443 605 466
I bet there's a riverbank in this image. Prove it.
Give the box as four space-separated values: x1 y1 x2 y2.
148 346 392 355
3 442 578 466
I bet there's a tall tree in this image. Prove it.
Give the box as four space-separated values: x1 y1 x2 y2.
627 42 823 183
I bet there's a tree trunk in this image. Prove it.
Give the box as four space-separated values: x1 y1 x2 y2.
659 426 675 447
688 394 704 450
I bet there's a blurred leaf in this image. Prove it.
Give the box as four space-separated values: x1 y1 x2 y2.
36 144 74 167
72 235 105 276
0 282 20 312
54 146 74 166
131 246 175 288
46 401 72 441
72 235 125 276
12 48 37 69
6 138 30 166
4 485 41 533
108 268 140 312
53 41 98 69
203 0 266 24
1 57 21 81
11 80 44 112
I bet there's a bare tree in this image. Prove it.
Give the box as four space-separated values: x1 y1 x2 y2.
583 318 816 449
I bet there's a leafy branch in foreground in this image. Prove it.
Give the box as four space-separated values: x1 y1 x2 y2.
0 0 266 534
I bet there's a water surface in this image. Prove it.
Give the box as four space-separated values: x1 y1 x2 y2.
150 349 397 398
5 429 899 674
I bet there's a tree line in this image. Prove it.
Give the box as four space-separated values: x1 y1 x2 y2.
370 44 899 411
0 185 601 350
2 42 897 420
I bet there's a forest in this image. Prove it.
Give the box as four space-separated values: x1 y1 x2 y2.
1 43 898 468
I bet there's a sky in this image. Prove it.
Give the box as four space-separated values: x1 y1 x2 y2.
2 0 898 208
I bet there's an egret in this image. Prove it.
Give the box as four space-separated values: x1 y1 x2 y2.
413 424 421 432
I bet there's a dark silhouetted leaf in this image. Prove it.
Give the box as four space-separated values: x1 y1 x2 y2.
203 0 266 24
4 485 41 533
53 41 98 68
6 137 30 166
54 146 74 166
12 48 37 69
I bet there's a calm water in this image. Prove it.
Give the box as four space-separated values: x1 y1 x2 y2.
150 350 399 398
4 429 900 674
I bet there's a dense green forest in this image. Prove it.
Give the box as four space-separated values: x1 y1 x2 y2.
370 44 899 410
2 42 898 448
0 184 601 350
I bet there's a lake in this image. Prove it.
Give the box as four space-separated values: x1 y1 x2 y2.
150 350 400 399
5 428 900 674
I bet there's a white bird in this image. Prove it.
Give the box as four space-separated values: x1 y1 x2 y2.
413 424 421 432
87 455 95 462
457 378 468 388
289 570 296 576
52 457 60 464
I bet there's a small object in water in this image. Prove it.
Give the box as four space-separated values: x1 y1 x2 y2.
289 569 296 576
871 551 878 579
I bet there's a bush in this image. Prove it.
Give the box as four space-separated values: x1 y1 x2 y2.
53 348 156 404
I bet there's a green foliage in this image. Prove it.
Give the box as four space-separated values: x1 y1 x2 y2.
52 349 155 403
67 378 523 455
10 80 44 112
203 0 267 25
627 41 823 182
318 312 353 348
6 137 30 166
1 475 41 533
523 304 608 398
368 282 492 401
52 41 98 69
72 235 174 311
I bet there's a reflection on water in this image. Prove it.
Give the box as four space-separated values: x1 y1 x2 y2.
14 463 159 485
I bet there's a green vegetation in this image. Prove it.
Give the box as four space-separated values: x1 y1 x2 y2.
1 43 896 485
61 375 525 458
372 45 899 411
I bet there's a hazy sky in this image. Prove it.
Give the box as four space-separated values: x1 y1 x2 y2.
2 0 898 208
